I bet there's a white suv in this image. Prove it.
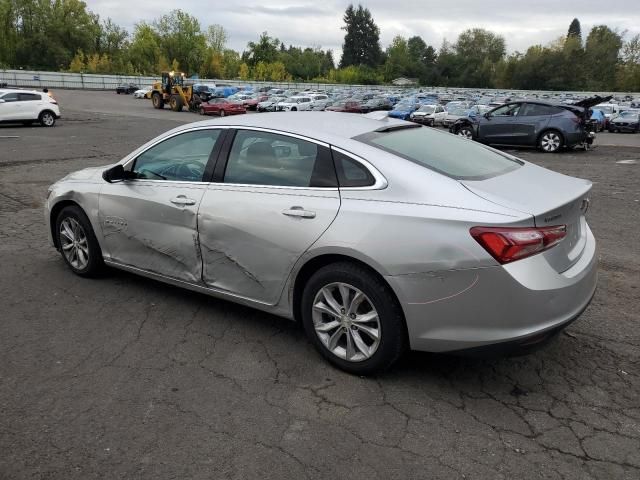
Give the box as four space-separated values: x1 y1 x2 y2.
0 89 61 127
277 96 313 111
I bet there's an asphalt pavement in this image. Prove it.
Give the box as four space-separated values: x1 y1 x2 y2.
0 90 639 479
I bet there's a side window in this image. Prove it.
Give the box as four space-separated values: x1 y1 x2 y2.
1 93 19 102
332 150 375 188
491 103 521 116
19 93 41 101
520 104 558 116
224 130 337 187
132 129 220 182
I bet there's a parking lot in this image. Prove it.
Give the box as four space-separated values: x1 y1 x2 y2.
1 90 639 479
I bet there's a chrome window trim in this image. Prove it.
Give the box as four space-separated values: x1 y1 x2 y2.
330 146 388 191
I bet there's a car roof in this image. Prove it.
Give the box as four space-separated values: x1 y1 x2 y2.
185 112 406 142
0 88 41 95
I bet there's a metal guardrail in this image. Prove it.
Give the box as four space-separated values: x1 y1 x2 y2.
0 69 637 96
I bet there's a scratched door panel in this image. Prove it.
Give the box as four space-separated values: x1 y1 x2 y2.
98 181 207 283
198 185 340 305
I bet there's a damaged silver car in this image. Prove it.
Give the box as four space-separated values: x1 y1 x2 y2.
45 113 597 375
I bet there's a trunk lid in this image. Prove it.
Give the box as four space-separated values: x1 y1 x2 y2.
461 162 592 272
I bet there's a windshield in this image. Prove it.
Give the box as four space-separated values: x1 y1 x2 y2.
395 102 413 109
354 126 522 180
619 111 639 118
418 106 435 113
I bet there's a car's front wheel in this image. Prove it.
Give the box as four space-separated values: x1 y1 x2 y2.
219 109 225 117
538 130 563 153
301 262 407 375
55 206 104 276
39 111 56 127
457 126 474 139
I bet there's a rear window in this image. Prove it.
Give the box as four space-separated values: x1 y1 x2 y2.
354 126 522 180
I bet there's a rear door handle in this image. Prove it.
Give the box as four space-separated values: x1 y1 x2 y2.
282 206 316 219
170 195 196 206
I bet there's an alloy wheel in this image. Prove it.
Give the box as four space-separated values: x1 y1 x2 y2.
41 113 54 126
541 132 561 152
458 128 473 139
59 217 90 270
312 282 381 362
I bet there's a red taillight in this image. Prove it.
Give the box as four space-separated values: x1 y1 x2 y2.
470 225 567 264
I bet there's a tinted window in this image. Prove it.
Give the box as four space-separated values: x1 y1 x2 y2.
224 130 336 187
19 93 41 101
1 92 19 102
133 129 220 182
333 150 375 187
355 126 522 180
520 103 561 116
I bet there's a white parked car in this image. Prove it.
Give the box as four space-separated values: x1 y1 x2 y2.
0 89 60 127
133 86 152 99
409 104 447 126
595 103 620 121
277 96 313 111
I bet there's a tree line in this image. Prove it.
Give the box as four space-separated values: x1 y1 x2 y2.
1 1 639 91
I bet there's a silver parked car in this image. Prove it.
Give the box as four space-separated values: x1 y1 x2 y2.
45 113 597 374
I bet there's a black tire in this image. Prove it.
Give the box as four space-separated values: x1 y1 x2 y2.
55 206 104 277
170 94 184 112
39 110 56 127
219 109 225 117
301 262 407 375
538 129 563 153
291 107 297 111
152 92 164 109
199 106 206 116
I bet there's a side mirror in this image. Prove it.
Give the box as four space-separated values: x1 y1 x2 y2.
102 164 129 183
483 112 490 119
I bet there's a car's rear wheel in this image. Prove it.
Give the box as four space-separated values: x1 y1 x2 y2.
55 206 104 277
539 130 563 153
301 262 407 375
291 107 297 111
39 111 56 127
457 126 474 139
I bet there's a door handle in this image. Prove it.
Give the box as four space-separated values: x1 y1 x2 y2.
170 195 196 206
282 206 316 219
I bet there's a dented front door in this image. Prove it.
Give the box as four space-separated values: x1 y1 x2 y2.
99 181 207 283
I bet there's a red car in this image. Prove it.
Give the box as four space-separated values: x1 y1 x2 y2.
199 98 246 117
242 94 268 111
325 101 363 113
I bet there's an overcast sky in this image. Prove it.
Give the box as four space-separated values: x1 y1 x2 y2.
86 0 640 59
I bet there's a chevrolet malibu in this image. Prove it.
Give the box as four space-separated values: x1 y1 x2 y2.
45 113 597 375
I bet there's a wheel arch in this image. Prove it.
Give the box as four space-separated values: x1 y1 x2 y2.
49 199 83 249
290 252 405 326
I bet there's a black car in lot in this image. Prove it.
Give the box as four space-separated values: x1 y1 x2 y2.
449 96 611 153
115 83 139 94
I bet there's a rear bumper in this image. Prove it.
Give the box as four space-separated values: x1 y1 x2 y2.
386 224 598 353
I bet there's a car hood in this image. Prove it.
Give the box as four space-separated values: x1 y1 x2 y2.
612 116 639 123
573 95 613 109
59 165 110 183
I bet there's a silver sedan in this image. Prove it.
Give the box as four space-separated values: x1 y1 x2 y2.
45 113 597 375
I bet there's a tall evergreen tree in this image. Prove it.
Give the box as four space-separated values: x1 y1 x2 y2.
568 18 582 42
339 4 382 68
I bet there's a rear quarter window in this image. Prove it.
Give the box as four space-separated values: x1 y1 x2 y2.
355 126 522 180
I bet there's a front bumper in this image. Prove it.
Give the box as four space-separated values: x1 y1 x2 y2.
386 224 598 353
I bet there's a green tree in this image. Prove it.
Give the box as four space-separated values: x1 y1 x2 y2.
206 24 227 53
154 10 206 74
383 36 411 82
453 28 506 87
585 26 623 90
245 32 280 66
127 22 161 74
339 4 382 68
238 62 250 80
568 18 582 42
616 34 640 91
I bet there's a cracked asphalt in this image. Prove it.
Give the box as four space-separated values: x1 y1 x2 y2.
1 90 639 479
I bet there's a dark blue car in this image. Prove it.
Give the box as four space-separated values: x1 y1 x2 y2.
388 100 419 120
